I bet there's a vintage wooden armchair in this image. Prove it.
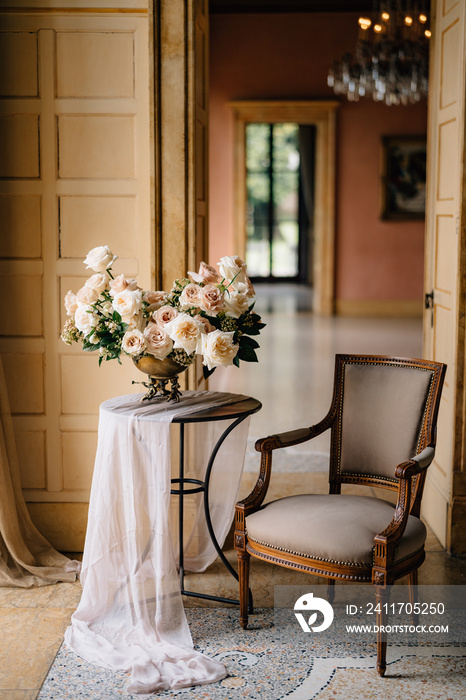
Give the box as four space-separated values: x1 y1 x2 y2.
234 354 446 676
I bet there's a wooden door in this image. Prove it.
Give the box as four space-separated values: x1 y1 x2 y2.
0 6 152 550
423 0 466 552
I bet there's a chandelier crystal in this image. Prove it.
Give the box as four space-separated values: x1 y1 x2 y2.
327 1 430 106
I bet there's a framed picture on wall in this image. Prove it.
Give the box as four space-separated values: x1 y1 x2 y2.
380 135 427 220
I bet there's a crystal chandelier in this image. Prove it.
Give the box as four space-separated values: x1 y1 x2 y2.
327 1 431 106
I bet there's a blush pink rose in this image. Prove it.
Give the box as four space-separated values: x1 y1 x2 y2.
179 283 201 310
109 274 138 297
188 261 221 285
198 284 224 316
152 305 178 326
143 323 173 360
195 315 216 334
143 290 167 311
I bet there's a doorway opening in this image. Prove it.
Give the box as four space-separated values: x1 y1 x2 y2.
245 122 316 284
231 101 338 315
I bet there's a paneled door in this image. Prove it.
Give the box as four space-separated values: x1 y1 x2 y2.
423 0 466 552
0 6 151 549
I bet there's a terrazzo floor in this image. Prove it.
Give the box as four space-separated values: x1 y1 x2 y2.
39 608 466 700
2 285 465 699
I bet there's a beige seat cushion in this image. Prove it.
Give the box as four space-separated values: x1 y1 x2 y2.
246 494 426 567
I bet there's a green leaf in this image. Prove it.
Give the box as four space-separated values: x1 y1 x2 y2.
238 345 258 363
233 355 240 368
240 335 259 349
203 365 216 380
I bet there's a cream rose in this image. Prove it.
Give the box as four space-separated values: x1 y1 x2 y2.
121 329 145 356
112 289 142 319
143 290 167 311
188 261 221 285
218 255 248 285
74 304 98 336
224 290 251 319
83 245 117 272
164 313 202 355
234 277 255 297
201 330 238 370
64 290 78 317
85 272 109 295
76 284 99 306
143 323 173 360
198 284 224 316
122 314 143 330
109 274 138 297
179 283 201 310
153 305 178 326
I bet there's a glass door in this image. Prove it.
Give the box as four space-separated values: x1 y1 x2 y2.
245 122 308 281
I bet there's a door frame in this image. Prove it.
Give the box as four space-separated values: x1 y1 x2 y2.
230 100 339 315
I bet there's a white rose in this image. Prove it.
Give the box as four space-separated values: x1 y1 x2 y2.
218 255 248 285
74 304 98 336
234 277 255 297
121 313 143 330
122 329 146 356
83 245 117 272
64 290 78 317
224 290 251 319
164 313 202 355
112 289 142 319
143 323 173 360
201 330 238 370
85 272 109 295
76 284 99 306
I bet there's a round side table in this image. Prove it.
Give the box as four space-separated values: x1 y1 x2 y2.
172 395 261 607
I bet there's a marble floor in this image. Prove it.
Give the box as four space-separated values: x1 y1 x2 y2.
2 284 465 699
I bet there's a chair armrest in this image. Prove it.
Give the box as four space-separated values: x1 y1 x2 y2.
395 446 435 478
255 415 333 453
236 414 334 525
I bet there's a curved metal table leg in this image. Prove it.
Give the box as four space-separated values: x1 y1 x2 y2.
173 415 254 610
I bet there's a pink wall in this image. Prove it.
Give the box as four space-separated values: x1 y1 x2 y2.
209 12 427 304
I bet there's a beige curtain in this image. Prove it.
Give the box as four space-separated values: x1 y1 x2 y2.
0 358 79 587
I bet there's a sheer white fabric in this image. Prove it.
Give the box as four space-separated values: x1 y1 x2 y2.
65 391 251 695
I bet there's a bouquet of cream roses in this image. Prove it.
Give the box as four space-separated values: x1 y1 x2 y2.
61 245 265 379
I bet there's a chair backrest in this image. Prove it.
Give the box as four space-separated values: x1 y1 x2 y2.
329 355 446 493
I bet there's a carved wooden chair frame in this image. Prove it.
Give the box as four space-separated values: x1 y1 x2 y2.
234 354 446 676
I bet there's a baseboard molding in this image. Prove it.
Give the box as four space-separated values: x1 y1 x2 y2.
26 502 88 552
336 299 423 318
421 477 448 549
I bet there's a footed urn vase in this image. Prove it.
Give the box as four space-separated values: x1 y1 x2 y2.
133 356 189 402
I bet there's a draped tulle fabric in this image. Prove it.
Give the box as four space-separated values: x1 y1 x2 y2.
0 358 80 588
65 391 251 695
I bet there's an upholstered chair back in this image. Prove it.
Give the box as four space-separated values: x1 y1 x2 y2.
334 358 435 484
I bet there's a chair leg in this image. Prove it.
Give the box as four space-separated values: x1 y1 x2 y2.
375 585 390 677
327 578 335 604
238 549 250 629
408 569 419 625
